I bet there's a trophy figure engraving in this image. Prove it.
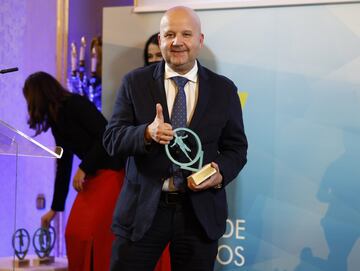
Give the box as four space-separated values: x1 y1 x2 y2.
165 128 216 185
32 226 56 266
12 228 31 267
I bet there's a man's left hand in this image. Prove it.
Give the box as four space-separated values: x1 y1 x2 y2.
187 162 223 191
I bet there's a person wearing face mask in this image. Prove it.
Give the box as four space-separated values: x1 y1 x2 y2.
104 6 248 271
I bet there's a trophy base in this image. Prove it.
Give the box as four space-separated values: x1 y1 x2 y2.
32 256 55 266
12 258 30 268
187 163 217 185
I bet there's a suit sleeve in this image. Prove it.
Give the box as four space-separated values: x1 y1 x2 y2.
103 75 150 158
215 83 248 186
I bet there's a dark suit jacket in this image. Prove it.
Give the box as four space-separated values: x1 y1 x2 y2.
103 61 247 241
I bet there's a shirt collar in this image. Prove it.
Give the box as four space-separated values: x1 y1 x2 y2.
165 61 198 83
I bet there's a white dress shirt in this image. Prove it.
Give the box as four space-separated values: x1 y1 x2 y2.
162 62 199 191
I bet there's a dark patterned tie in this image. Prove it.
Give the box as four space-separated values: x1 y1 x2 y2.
171 76 189 189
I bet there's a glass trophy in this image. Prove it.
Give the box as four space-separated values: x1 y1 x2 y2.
11 229 30 267
11 226 56 267
32 226 56 266
165 128 216 185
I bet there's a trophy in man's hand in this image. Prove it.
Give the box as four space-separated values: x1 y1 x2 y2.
165 128 217 185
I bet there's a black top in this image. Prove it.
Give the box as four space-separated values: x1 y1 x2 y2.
50 94 123 211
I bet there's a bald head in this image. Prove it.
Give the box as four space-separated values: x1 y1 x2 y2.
160 6 202 35
158 6 204 74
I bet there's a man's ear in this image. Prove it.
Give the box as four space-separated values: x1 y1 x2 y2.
200 33 204 48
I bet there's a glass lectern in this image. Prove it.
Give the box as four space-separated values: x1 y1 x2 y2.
0 119 63 270
0 119 63 158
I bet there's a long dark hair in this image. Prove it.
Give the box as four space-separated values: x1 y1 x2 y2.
143 32 160 66
23 71 71 135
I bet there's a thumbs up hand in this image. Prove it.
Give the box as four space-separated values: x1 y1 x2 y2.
145 103 174 145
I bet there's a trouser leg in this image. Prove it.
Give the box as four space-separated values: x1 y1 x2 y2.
170 201 218 271
109 203 172 271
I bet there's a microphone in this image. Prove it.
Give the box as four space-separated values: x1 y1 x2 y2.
0 67 19 74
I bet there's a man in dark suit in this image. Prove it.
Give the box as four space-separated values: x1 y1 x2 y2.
104 6 248 271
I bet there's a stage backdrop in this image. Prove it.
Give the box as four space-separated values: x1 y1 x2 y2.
102 4 360 271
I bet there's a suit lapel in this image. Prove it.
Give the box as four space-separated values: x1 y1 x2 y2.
151 61 170 123
189 62 210 130
150 61 211 127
